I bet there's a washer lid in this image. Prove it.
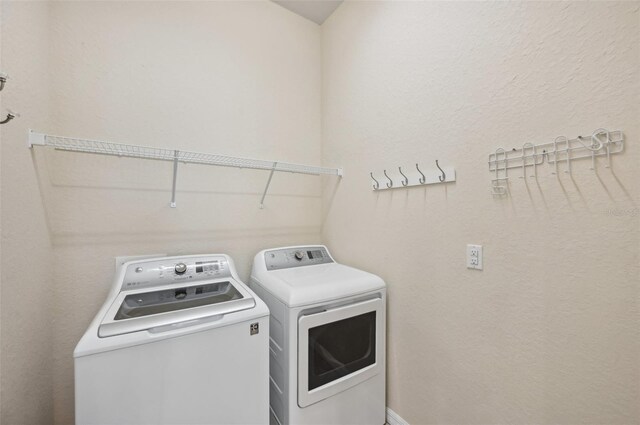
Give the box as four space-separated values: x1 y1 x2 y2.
258 263 385 307
98 278 255 337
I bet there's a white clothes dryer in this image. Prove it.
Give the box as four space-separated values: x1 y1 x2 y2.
75 254 270 425
250 246 386 425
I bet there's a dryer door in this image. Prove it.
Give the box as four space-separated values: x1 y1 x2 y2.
298 297 383 407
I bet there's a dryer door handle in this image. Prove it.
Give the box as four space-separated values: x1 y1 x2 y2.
301 296 381 318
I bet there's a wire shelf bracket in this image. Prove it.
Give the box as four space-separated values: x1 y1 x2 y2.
28 130 343 208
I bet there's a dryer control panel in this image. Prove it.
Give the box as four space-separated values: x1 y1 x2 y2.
264 246 333 271
121 256 231 291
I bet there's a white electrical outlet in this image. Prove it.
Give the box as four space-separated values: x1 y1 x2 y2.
466 244 483 270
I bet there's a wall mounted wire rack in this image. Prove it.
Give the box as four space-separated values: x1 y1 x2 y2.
28 130 343 208
488 128 624 196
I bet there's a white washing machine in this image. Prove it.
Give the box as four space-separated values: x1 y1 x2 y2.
250 246 386 425
75 254 270 425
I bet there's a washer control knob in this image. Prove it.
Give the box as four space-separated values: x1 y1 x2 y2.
174 262 187 274
294 251 305 261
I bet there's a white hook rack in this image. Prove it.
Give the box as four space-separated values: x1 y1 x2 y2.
27 130 343 208
370 161 456 191
488 128 624 196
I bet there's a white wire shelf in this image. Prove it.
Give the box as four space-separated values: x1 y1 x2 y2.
28 130 342 208
28 131 341 175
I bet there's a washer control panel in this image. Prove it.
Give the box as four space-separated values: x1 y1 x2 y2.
121 256 231 291
264 246 333 270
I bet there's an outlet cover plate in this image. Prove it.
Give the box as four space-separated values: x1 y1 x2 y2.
467 244 483 270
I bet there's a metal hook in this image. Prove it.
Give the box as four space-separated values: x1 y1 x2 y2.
579 134 596 171
435 160 446 182
564 137 571 174
552 135 571 175
398 167 408 186
592 128 611 168
415 163 426 184
0 111 16 125
370 172 379 190
551 136 562 175
383 170 393 188
491 148 508 196
521 142 536 179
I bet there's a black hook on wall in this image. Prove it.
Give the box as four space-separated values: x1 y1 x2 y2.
0 73 18 126
435 160 446 182
383 170 393 188
415 163 426 184
0 111 17 125
370 172 380 190
398 167 408 186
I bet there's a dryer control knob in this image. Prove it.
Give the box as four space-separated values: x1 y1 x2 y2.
294 251 305 260
174 262 187 274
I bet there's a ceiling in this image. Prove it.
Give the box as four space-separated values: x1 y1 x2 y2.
272 1 343 25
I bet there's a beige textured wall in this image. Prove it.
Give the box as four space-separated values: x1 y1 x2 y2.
321 2 639 424
2 1 639 424
0 1 54 424
5 1 322 424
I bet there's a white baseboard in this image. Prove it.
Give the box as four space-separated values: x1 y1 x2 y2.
386 407 409 425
